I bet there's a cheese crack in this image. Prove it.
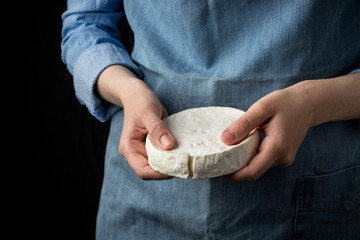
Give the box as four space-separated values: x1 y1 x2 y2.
145 107 260 179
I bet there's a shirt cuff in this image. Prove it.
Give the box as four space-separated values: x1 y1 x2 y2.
73 43 143 122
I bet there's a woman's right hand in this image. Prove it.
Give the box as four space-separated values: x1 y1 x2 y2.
96 65 175 180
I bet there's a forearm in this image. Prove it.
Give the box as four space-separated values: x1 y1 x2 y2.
62 1 143 121
295 73 360 126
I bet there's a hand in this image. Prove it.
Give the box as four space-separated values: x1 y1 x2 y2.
220 83 312 181
96 65 175 180
221 73 360 181
119 83 176 180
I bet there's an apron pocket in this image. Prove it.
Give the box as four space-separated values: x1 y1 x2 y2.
293 165 360 240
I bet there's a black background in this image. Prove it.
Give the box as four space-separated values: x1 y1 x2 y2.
27 1 360 239
30 1 112 239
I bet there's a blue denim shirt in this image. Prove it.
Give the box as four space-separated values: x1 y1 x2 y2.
62 0 360 239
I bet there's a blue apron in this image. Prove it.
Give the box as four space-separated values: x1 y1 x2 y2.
96 0 360 239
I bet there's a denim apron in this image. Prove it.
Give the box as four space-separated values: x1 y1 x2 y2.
96 0 360 239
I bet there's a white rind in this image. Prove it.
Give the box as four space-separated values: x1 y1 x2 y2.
146 138 190 179
191 131 260 179
145 107 261 179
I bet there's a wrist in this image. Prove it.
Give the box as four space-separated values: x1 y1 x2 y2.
120 78 151 109
96 65 146 107
294 73 360 127
291 80 321 127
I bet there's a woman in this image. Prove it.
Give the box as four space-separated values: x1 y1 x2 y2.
62 0 360 239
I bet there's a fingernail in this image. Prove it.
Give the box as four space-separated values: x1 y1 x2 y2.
160 134 173 148
222 130 235 142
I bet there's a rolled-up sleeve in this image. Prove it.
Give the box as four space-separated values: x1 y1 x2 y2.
61 0 142 122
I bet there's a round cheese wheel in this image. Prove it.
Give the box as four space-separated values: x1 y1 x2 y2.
145 106 261 179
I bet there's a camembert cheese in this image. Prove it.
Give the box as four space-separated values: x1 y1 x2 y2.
145 107 260 179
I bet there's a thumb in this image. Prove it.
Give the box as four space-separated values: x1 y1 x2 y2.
221 106 268 145
145 114 175 150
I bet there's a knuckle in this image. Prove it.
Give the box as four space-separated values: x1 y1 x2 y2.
254 96 275 118
148 120 164 137
247 169 261 181
255 99 268 113
118 139 125 154
267 138 295 168
118 144 125 156
136 171 151 181
275 148 294 167
118 138 129 157
248 174 260 181
281 153 295 167
282 161 293 167
272 138 288 156
235 116 252 132
136 171 146 180
276 144 288 158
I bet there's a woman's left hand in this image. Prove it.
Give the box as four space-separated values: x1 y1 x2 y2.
221 73 360 181
220 83 312 180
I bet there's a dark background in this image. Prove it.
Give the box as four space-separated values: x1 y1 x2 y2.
30 1 115 239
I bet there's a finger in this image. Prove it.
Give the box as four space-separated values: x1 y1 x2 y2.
221 102 270 145
224 136 276 181
144 113 175 150
128 152 173 180
121 139 173 180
